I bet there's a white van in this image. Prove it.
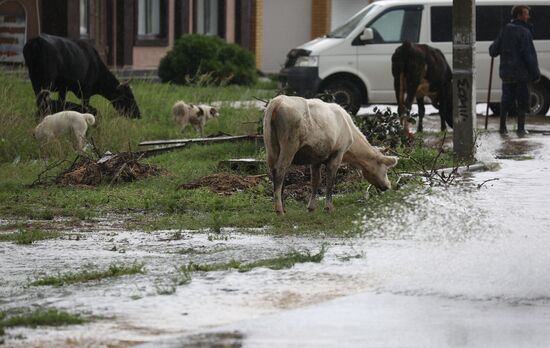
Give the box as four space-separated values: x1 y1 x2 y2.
279 0 550 116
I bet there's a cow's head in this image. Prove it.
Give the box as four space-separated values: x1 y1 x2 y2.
112 82 141 118
360 155 398 191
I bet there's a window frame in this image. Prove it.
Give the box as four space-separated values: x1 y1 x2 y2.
135 0 169 47
192 0 226 38
79 0 90 39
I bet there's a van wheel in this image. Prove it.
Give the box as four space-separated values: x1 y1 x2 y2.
528 82 550 116
323 80 362 115
488 83 549 116
489 103 501 116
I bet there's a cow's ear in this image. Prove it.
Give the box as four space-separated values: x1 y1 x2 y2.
197 108 204 116
382 156 398 168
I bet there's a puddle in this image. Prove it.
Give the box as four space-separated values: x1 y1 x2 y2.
2 133 550 347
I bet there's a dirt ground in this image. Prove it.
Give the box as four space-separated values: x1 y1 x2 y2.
178 165 363 201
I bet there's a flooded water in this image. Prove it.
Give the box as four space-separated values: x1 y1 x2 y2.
1 132 550 347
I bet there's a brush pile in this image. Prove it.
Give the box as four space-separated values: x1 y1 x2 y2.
56 152 165 186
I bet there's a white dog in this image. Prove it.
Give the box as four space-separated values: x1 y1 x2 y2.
172 101 219 138
33 110 95 151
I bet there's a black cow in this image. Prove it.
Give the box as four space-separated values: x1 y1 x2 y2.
391 41 453 132
23 34 140 119
35 90 98 120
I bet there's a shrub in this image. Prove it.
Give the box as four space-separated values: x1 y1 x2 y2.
353 107 413 148
159 34 257 86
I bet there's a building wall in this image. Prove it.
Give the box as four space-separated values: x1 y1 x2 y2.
261 0 311 74
331 0 369 30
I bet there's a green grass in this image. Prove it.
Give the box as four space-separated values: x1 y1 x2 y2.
181 246 326 273
0 228 62 244
0 308 86 331
0 70 273 162
30 262 145 286
0 71 466 235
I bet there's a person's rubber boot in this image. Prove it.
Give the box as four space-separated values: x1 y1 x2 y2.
517 113 528 136
499 114 508 134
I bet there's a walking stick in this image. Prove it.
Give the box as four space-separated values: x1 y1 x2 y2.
485 56 495 130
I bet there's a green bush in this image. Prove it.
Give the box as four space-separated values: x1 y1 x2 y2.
353 107 411 148
159 34 257 86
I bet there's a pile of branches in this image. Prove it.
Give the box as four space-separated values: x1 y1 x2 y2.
55 152 165 186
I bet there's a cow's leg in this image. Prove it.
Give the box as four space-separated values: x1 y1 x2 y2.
272 149 295 215
307 163 322 212
59 89 67 105
396 73 411 134
82 97 91 111
324 153 345 212
417 97 425 132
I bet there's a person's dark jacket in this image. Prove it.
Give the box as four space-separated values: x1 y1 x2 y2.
489 20 540 83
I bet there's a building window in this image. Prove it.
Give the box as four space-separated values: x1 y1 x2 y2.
194 0 225 37
80 0 89 38
136 0 167 45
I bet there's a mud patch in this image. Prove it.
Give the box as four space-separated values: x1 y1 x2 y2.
177 166 362 200
496 139 542 157
177 173 268 194
171 331 244 348
56 153 165 186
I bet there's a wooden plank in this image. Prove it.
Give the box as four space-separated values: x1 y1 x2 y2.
136 143 188 158
139 134 263 147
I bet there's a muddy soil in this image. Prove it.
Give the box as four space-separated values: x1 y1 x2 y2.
177 166 362 201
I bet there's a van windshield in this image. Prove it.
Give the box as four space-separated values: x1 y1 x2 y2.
326 4 378 38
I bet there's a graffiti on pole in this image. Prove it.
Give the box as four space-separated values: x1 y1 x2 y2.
457 78 471 122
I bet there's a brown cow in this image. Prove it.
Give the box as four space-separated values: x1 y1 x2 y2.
391 41 453 133
263 95 398 215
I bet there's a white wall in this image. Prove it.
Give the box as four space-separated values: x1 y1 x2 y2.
331 0 370 30
261 0 312 74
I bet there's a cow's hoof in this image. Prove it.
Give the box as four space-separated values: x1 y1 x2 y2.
307 206 316 212
324 205 334 213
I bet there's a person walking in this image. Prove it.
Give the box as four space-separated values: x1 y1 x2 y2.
489 5 540 134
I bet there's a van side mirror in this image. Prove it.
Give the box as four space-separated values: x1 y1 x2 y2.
360 28 374 41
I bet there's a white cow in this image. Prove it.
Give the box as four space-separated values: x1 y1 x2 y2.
263 95 398 215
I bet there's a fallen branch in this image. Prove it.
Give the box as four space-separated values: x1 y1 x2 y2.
477 178 499 189
30 157 72 187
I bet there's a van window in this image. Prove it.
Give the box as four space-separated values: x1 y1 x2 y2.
531 6 550 40
327 4 377 38
369 7 422 43
431 5 550 42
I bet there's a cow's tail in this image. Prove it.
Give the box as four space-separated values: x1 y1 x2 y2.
263 97 285 169
83 114 96 126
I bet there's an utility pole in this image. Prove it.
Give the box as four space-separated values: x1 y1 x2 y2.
452 0 476 159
